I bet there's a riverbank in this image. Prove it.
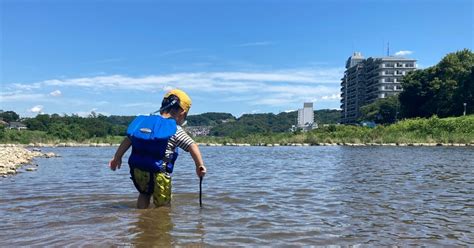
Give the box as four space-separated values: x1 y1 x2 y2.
1 141 472 148
196 115 474 145
1 115 473 147
197 142 474 147
0 146 57 176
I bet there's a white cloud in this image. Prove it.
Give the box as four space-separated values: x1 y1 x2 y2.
1 92 47 102
7 66 344 108
320 94 341 101
158 49 195 57
394 50 413 57
237 41 273 47
49 90 62 97
29 105 43 113
12 83 41 90
26 68 343 92
163 85 174 91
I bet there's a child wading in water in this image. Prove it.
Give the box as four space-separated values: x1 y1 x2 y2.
109 89 207 208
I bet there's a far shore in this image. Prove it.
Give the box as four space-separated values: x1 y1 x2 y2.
1 142 473 148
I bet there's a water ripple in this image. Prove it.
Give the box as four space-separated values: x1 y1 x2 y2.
0 146 473 246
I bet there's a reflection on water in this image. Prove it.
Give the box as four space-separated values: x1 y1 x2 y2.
0 146 473 246
130 208 173 247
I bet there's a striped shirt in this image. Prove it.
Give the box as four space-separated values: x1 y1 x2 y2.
164 126 195 162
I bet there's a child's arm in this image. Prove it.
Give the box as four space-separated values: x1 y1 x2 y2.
188 143 207 178
109 137 132 171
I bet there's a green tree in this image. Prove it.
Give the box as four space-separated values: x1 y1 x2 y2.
400 49 474 118
0 111 20 122
24 118 47 131
187 112 235 126
0 126 5 140
47 122 73 140
34 114 52 131
314 109 341 124
359 95 400 124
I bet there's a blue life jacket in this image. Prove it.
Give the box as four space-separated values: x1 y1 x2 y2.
126 115 179 174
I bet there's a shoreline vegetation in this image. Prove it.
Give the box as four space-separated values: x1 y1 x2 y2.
196 115 474 146
1 115 473 147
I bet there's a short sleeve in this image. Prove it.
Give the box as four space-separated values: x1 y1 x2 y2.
173 126 195 151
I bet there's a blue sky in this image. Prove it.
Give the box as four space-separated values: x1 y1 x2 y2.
1 0 473 117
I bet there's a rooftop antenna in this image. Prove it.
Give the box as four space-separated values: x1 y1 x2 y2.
387 42 390 56
382 39 385 56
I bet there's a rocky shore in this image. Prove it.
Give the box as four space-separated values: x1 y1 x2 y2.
0 146 57 176
198 142 474 147
1 141 473 149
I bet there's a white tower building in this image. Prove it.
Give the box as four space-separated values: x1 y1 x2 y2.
297 102 314 129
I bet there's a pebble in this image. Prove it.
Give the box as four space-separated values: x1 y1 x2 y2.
44 152 57 158
0 147 56 176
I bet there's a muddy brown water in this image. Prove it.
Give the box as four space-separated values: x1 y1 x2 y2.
0 146 473 246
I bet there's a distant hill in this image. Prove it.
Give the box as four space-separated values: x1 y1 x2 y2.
205 109 341 137
314 109 341 125
187 112 235 126
0 109 340 140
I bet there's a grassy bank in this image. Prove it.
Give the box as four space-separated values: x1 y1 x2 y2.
195 115 474 145
1 115 473 145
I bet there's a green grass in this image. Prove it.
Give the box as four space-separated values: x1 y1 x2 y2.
195 115 474 145
2 115 473 145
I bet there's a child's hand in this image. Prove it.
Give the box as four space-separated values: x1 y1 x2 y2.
109 157 122 171
196 165 206 178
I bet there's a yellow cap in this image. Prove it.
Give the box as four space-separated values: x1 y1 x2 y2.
164 89 192 112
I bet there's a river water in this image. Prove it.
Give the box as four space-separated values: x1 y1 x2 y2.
0 146 473 246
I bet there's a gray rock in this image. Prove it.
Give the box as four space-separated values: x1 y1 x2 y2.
44 152 57 158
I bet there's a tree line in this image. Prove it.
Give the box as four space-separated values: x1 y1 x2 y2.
209 110 341 138
0 109 341 140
